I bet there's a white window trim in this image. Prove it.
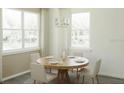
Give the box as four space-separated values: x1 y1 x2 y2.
2 47 40 56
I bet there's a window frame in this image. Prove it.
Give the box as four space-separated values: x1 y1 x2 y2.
2 9 40 55
70 12 90 50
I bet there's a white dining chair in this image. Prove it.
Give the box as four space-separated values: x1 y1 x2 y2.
30 53 40 63
80 59 101 84
31 63 57 84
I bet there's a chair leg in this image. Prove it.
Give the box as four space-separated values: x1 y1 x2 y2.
76 72 78 80
92 78 94 84
76 74 80 83
49 68 51 73
77 68 79 79
76 68 80 83
71 69 73 72
96 75 99 84
76 68 78 79
82 75 85 83
34 80 36 84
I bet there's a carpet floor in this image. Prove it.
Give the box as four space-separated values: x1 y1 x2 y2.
3 71 124 84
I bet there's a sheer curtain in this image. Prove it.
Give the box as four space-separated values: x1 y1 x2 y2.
40 8 49 57
48 8 71 58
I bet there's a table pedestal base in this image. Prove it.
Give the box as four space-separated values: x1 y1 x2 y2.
57 69 70 83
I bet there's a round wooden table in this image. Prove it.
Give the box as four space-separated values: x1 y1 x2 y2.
37 57 89 83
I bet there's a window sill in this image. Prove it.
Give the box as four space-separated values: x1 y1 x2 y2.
70 47 92 52
2 47 40 56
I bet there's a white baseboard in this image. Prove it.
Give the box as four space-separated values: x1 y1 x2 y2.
2 70 31 81
99 74 124 80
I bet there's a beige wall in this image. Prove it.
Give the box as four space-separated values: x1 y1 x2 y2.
2 51 39 78
40 9 49 56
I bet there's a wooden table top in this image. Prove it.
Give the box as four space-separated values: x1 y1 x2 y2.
37 57 89 70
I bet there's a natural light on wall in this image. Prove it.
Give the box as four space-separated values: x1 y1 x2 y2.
2 9 40 52
71 12 90 49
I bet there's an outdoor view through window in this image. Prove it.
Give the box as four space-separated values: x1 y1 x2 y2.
2 9 39 51
71 13 90 49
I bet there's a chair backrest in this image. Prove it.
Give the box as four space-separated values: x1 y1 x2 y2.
93 59 101 76
31 63 47 83
30 53 40 63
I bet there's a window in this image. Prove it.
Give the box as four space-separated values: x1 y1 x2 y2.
2 9 40 52
24 12 39 48
2 9 22 50
71 13 90 49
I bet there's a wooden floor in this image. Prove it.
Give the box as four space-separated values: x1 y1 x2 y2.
2 72 124 84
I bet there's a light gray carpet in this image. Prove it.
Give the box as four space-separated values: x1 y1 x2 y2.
3 72 124 84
